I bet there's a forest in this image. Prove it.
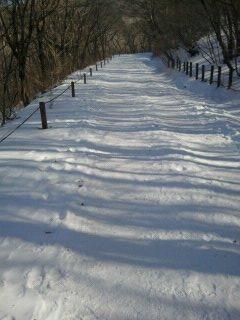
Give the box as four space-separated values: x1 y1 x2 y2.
0 0 240 125
0 2 240 320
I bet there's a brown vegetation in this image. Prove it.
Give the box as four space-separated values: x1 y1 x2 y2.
1 0 240 125
0 0 122 125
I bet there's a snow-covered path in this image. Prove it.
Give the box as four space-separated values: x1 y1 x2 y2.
0 53 240 320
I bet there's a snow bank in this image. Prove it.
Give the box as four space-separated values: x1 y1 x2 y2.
172 36 240 91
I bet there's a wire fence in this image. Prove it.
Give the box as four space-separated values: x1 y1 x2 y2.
1 53 239 145
0 57 112 145
163 57 240 92
0 106 40 144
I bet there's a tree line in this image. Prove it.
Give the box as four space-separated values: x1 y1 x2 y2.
1 0 240 125
0 0 123 125
122 0 240 74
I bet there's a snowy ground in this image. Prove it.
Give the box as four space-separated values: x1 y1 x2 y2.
0 53 240 320
172 37 240 91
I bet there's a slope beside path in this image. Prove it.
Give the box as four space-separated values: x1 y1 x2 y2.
0 53 240 320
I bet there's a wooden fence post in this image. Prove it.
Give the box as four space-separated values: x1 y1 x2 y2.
71 82 75 97
201 65 205 82
210 65 214 85
101 61 103 68
39 102 48 129
228 69 233 89
196 63 199 80
90 68 93 77
189 62 193 77
217 66 222 88
84 73 87 84
186 62 189 75
96 64 98 71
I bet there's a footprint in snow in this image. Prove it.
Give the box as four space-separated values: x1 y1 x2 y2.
45 231 53 235
26 267 45 289
59 212 67 220
77 180 84 188
1 316 16 320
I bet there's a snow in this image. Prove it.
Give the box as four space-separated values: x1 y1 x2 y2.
173 36 240 91
0 53 240 320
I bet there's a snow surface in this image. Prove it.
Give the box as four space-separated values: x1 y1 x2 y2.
173 37 240 91
0 53 240 320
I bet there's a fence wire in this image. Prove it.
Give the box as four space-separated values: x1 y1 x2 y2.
165 58 240 92
0 70 89 145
